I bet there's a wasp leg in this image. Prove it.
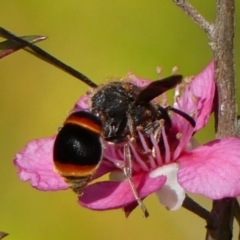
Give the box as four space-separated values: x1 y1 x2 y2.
141 120 161 135
123 143 149 218
105 117 128 143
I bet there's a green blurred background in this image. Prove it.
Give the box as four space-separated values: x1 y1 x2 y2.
0 1 239 239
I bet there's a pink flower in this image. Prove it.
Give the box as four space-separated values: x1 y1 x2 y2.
14 61 240 216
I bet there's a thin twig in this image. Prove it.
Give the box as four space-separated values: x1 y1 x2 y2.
207 199 235 240
182 195 216 227
172 0 214 39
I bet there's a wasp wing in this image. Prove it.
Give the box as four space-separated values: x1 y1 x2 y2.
135 75 182 104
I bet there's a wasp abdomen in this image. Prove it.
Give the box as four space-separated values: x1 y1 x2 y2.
53 111 103 195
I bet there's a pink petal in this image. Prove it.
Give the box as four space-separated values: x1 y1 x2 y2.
150 163 186 210
14 137 68 191
73 94 91 111
175 61 215 131
178 138 240 199
79 173 166 210
92 160 117 180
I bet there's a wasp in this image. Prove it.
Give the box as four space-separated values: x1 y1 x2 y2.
0 27 195 217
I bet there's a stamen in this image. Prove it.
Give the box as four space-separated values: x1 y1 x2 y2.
184 75 194 83
127 71 134 77
104 153 124 168
150 132 162 166
190 95 198 120
174 84 181 104
156 66 162 79
109 145 118 159
172 133 183 160
191 94 198 103
172 66 179 75
160 95 168 108
176 132 182 139
128 141 149 171
117 149 124 159
173 121 195 160
181 116 189 136
161 124 171 164
138 131 157 169
154 126 163 164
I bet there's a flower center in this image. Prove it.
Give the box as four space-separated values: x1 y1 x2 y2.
103 120 182 173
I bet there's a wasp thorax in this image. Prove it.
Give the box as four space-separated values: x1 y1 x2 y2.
91 81 162 143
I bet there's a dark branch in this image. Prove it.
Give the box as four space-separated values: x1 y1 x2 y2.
213 0 236 138
233 199 240 240
182 195 216 226
207 199 235 240
173 0 236 239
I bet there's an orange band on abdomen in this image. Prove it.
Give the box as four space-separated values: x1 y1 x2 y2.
54 161 98 177
65 115 102 134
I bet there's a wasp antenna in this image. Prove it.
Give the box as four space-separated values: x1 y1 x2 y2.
135 75 182 104
0 27 98 88
166 106 196 127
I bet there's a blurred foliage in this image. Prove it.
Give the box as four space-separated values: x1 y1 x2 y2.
0 35 47 59
0 1 239 240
